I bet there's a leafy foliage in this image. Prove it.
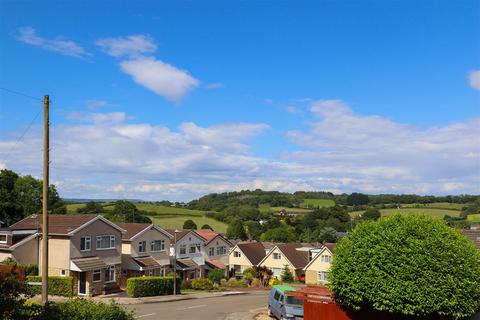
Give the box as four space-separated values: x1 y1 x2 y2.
253 266 273 287
191 278 214 290
207 269 224 285
0 267 33 320
226 219 247 240
201 224 213 230
261 226 296 242
43 298 135 320
329 214 480 319
104 200 151 223
77 201 104 214
26 276 74 297
126 276 180 297
281 265 294 283
182 219 197 229
25 264 38 276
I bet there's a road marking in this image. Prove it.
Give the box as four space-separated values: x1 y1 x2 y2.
137 313 156 318
175 304 207 311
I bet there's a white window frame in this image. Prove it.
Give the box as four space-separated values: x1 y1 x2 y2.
60 269 66 277
105 265 115 283
189 245 196 254
216 246 226 255
93 269 101 282
0 234 7 244
96 235 115 250
138 241 146 253
273 252 282 260
80 236 91 251
321 255 332 263
179 244 187 255
233 251 241 258
150 240 165 252
208 247 215 256
317 271 329 281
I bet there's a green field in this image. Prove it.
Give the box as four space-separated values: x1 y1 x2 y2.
149 215 227 233
259 204 312 214
300 199 335 208
467 214 480 223
350 207 461 219
400 202 463 211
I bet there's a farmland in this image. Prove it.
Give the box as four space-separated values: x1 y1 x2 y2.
350 207 461 219
467 214 480 223
300 198 335 208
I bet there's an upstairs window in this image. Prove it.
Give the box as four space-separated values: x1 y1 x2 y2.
150 240 165 252
273 252 282 260
216 246 226 255
233 251 241 258
138 241 146 253
320 255 332 263
189 245 196 254
179 244 187 255
80 236 91 251
208 247 215 256
96 235 115 250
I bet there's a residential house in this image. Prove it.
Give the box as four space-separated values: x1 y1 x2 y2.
303 243 336 284
228 242 267 276
461 229 480 250
117 223 172 280
259 243 314 280
9 214 125 296
167 229 206 280
194 229 232 276
0 228 39 265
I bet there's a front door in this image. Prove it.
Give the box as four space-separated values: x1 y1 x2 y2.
78 272 86 295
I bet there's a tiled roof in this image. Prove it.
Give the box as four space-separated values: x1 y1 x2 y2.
461 229 480 250
10 214 98 235
117 223 151 240
237 242 267 265
206 259 227 270
277 243 310 269
176 257 198 270
71 256 107 271
165 229 193 243
323 242 336 252
132 256 161 269
194 229 217 243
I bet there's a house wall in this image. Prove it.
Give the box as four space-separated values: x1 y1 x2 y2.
260 247 296 279
129 228 171 265
0 251 12 261
12 235 38 265
70 219 122 266
38 237 70 276
175 232 205 266
228 246 253 273
305 249 332 284
205 236 231 265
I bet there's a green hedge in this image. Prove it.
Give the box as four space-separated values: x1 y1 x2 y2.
26 275 74 297
191 278 214 290
126 276 181 297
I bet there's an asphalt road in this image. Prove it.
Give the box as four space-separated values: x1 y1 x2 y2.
127 291 269 320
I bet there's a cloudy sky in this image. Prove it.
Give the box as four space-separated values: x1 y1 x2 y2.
0 1 479 201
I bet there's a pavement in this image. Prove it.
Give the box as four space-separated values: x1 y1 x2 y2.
125 290 270 320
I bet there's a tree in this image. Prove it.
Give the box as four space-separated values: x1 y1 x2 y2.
201 224 213 230
329 214 480 319
253 266 273 287
281 265 294 283
316 227 339 243
261 226 297 242
207 269 224 285
226 219 247 240
105 200 151 223
245 220 263 240
77 201 104 214
346 192 369 206
0 267 33 319
0 169 20 226
362 207 381 221
183 219 197 230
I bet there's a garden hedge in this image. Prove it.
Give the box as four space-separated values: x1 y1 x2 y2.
126 276 181 297
26 275 74 297
191 278 214 290
329 214 480 320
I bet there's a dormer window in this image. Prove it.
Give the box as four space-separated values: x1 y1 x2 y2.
234 251 241 258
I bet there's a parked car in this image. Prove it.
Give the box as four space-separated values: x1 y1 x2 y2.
267 285 304 320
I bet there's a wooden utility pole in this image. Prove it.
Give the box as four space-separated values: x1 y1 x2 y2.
41 95 49 304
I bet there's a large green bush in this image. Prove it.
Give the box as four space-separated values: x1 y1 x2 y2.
207 269 224 285
26 275 73 297
191 278 214 290
126 276 180 297
329 214 480 319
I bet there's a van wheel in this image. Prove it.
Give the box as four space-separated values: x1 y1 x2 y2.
267 307 274 318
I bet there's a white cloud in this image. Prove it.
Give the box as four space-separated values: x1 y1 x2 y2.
120 57 199 102
469 70 480 90
96 35 157 58
67 112 126 124
286 106 298 113
86 100 108 109
206 82 224 89
18 27 91 58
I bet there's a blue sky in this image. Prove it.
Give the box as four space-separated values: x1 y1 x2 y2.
0 0 479 200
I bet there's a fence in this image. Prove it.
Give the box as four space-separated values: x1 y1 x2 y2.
0 264 26 281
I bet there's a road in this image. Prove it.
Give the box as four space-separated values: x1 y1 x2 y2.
127 291 269 320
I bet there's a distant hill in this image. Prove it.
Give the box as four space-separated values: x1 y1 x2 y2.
63 198 144 203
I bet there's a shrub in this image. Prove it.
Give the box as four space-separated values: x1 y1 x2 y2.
226 278 247 288
26 275 73 297
1 270 33 319
269 277 279 287
329 214 480 319
191 278 214 290
243 267 257 279
281 265 294 283
42 298 134 320
219 278 227 287
207 269 224 285
181 279 192 290
126 276 180 297
250 278 261 287
25 264 38 276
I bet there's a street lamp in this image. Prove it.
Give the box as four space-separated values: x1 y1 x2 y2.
173 229 180 296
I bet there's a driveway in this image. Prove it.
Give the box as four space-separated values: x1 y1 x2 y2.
126 290 269 320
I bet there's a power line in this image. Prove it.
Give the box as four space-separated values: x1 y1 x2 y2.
1 107 42 164
0 87 43 102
